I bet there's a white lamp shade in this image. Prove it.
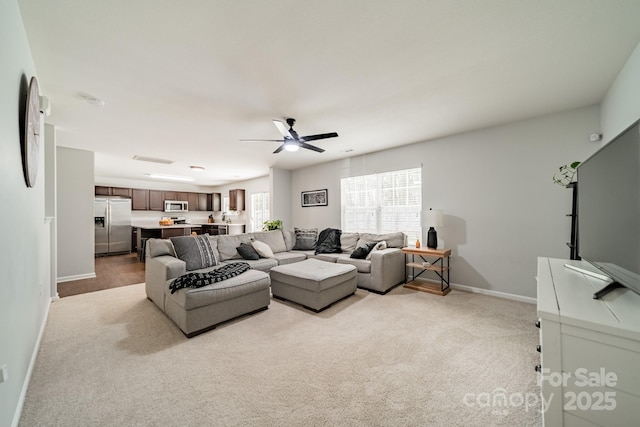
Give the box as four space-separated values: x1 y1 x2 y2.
423 209 443 227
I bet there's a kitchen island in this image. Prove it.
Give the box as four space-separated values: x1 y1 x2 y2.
134 224 202 260
197 223 245 236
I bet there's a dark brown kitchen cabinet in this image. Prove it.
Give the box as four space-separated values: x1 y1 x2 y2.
176 192 189 201
131 189 149 210
95 186 111 196
163 191 176 201
212 193 221 211
111 187 132 197
149 190 164 211
198 193 211 211
229 189 245 211
187 193 199 211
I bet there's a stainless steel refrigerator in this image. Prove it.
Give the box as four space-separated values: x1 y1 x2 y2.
95 197 132 255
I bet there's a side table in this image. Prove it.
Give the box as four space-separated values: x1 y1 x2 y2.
402 247 451 296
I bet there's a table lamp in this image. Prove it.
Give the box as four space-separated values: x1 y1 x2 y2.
424 208 443 249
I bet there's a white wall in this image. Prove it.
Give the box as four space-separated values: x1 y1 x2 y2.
56 147 95 281
0 1 52 424
269 168 292 229
601 40 640 142
292 106 601 298
212 176 269 231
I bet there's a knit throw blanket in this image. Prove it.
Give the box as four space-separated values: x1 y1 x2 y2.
169 262 251 294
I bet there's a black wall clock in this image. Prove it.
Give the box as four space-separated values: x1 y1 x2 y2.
23 76 41 188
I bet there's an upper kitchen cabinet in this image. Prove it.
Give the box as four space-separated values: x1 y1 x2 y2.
163 191 176 201
95 186 111 196
131 189 149 210
188 193 199 211
212 193 221 212
95 186 132 197
229 189 245 211
149 190 164 211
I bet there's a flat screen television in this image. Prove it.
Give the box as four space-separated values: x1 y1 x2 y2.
576 119 640 299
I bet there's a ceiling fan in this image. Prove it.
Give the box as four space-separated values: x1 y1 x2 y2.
241 118 338 153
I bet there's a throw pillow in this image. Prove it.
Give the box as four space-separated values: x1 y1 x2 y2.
292 227 318 250
350 242 377 259
170 235 219 271
366 240 387 260
147 238 176 258
315 228 342 254
251 239 274 258
237 243 259 260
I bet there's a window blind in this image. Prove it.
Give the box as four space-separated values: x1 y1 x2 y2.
341 167 421 242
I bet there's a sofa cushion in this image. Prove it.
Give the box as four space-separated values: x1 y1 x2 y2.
357 232 405 249
170 235 219 271
147 238 176 258
237 243 259 260
340 233 359 253
337 257 372 274
239 257 279 272
282 229 296 251
215 234 252 261
292 227 318 250
314 228 342 254
166 268 270 310
272 251 307 265
169 262 251 294
251 239 275 258
251 231 287 253
366 240 387 260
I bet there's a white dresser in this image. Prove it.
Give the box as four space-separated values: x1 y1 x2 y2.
537 257 640 426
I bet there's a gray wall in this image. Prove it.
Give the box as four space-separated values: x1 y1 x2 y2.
292 106 601 299
56 147 95 281
0 1 52 424
601 40 640 142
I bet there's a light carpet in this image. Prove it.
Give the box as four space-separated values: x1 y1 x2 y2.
20 283 541 426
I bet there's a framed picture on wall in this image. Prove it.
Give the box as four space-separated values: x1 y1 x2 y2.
301 189 328 207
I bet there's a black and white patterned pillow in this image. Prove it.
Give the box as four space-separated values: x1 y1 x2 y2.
292 227 318 250
170 235 219 271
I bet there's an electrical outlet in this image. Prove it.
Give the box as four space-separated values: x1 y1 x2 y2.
0 364 8 383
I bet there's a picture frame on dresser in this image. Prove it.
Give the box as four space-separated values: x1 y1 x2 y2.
301 189 328 207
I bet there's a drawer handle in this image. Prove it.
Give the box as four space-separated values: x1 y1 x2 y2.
535 320 541 328
535 364 542 373
536 345 541 353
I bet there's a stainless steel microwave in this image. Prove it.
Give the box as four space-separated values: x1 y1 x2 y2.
164 200 188 212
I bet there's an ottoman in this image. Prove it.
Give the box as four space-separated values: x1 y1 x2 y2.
270 258 357 312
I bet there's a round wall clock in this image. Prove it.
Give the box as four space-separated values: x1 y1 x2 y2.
23 76 41 188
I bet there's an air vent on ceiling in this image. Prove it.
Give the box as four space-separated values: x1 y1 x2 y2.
132 155 174 164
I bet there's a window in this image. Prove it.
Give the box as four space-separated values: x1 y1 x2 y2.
223 196 229 213
341 167 421 244
250 192 270 232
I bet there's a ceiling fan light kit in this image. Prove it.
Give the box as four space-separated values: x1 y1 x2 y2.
241 117 338 154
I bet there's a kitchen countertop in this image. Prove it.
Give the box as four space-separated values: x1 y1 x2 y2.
133 223 202 229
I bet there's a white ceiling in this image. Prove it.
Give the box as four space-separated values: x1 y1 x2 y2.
18 0 640 186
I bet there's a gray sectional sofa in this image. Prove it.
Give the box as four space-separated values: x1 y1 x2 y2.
145 228 406 337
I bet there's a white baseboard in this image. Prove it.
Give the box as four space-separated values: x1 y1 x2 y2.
57 272 96 283
450 283 536 304
406 275 536 304
11 298 52 427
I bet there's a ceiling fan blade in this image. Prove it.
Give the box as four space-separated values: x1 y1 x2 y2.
299 142 325 153
273 120 294 139
239 139 285 142
299 132 338 142
273 144 286 154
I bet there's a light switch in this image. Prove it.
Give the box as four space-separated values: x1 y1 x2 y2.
0 364 8 383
